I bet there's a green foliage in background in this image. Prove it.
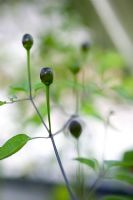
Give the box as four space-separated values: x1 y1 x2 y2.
0 1 133 199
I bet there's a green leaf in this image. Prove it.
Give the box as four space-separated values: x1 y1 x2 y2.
115 171 133 185
53 185 69 200
0 101 6 106
74 157 99 171
102 195 131 200
10 83 29 93
123 150 133 162
104 160 133 169
33 82 44 92
0 134 31 160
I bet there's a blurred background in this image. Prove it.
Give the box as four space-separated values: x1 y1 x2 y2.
0 0 133 199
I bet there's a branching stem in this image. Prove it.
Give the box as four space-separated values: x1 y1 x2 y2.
46 86 78 200
26 49 78 200
6 98 30 104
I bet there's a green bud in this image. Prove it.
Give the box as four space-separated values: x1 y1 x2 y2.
22 34 33 50
81 42 90 52
40 67 53 86
69 120 82 139
69 63 81 75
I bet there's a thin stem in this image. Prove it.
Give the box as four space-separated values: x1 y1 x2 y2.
88 176 101 199
82 69 85 93
25 45 77 200
26 49 49 134
30 98 49 133
76 141 81 195
27 50 32 98
101 112 112 171
53 115 77 136
101 121 108 171
6 98 30 104
46 86 52 134
31 136 49 140
76 141 81 185
46 85 78 200
76 141 86 200
88 112 113 199
73 75 79 115
88 169 107 199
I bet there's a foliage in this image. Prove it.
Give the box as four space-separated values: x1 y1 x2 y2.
0 29 133 200
0 134 30 160
74 157 99 171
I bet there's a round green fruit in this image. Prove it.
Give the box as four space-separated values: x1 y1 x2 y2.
69 63 81 75
22 34 33 50
81 42 90 52
69 120 82 139
40 67 53 86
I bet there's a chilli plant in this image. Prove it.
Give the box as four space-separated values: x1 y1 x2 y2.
0 33 80 200
0 34 133 200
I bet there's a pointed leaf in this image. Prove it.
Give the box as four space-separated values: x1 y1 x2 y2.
0 134 31 160
74 157 99 171
0 101 6 106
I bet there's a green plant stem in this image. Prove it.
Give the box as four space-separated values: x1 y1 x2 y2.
88 113 112 199
102 121 108 171
88 114 112 199
6 98 30 104
31 98 49 133
53 115 76 136
46 86 52 135
31 136 49 140
26 49 49 134
46 86 78 200
27 50 32 98
102 112 111 171
26 47 77 200
76 141 86 200
88 169 108 199
73 75 79 115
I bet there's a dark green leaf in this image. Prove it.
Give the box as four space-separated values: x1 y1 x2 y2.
123 150 133 162
74 157 99 171
102 195 131 200
0 101 6 106
104 160 133 169
0 134 31 160
115 171 133 185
